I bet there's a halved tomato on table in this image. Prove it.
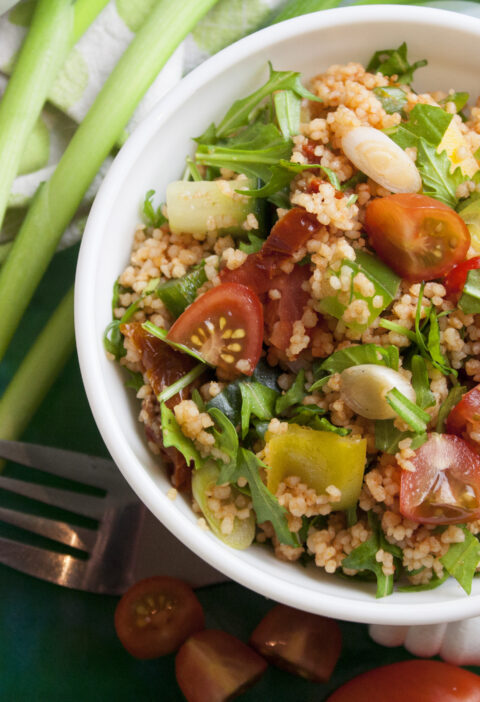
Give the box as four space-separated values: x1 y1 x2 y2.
399 433 480 524
114 576 205 659
365 193 470 282
249 604 341 682
175 629 267 702
167 282 263 379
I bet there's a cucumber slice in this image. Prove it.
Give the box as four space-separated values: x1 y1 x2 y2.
166 179 264 237
192 462 255 550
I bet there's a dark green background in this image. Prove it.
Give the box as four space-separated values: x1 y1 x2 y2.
0 245 479 701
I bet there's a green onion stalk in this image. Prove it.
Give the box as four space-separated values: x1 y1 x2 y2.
0 0 109 234
0 287 75 454
0 0 219 363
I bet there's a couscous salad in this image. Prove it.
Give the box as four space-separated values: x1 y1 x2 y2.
105 43 480 597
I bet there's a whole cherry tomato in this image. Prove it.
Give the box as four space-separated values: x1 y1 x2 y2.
365 193 470 282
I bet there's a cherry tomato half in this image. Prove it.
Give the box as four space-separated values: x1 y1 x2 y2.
445 256 480 299
399 434 480 524
249 604 341 682
327 660 480 702
446 385 480 443
365 193 470 282
114 576 204 659
175 629 267 702
167 283 263 379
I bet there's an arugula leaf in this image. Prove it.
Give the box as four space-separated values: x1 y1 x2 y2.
440 91 469 114
373 86 407 115
459 268 480 314
416 139 465 209
393 104 452 149
274 89 301 139
141 321 211 366
411 355 435 409
157 364 205 404
386 387 430 433
239 232 264 254
192 388 206 412
212 63 322 140
287 406 326 425
436 385 466 432
366 42 427 85
309 416 351 436
341 171 367 191
342 513 401 598
240 382 279 438
320 343 400 374
440 527 480 594
375 419 427 455
234 448 298 547
318 249 401 332
397 572 449 592
208 408 239 475
276 370 306 415
142 189 167 228
156 264 207 319
104 277 161 360
124 369 144 392
160 403 203 470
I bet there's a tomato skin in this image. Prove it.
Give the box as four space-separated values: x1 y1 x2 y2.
327 660 480 702
114 576 204 659
365 193 470 282
264 264 311 353
220 207 319 295
446 385 480 440
399 434 480 524
249 604 341 682
175 629 267 702
167 282 263 379
445 256 480 299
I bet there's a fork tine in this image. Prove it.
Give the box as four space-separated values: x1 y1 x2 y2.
0 475 104 520
0 439 124 491
0 536 90 590
0 506 97 551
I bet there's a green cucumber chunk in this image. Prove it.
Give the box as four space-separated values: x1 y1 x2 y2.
166 179 264 237
192 461 256 550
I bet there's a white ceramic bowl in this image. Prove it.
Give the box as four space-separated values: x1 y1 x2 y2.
75 4 480 625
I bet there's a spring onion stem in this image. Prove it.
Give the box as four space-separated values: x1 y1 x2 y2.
0 286 75 444
0 0 219 363
271 0 341 23
0 0 73 232
0 242 12 266
72 0 110 44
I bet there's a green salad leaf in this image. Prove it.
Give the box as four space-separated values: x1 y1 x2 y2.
393 104 452 148
239 232 264 254
411 354 435 409
240 382 279 438
373 86 407 115
156 264 207 319
440 91 469 115
436 385 466 432
440 527 480 595
157 364 205 404
386 387 431 433
459 268 480 315
398 572 449 592
374 419 427 455
276 369 306 414
366 42 427 85
209 407 239 470
142 189 167 228
274 89 301 139
160 402 203 470
319 343 400 375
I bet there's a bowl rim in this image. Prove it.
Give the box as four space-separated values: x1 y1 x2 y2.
75 3 480 624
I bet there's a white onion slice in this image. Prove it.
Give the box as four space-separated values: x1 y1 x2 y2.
340 364 416 420
342 126 422 194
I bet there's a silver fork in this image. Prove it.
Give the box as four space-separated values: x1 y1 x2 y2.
0 439 146 595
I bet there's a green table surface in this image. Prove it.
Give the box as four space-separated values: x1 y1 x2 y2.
1 244 479 701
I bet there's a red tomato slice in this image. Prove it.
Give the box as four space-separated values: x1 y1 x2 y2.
399 434 480 524
446 385 480 441
445 256 480 299
364 193 470 282
327 660 480 702
220 207 319 295
264 264 311 353
114 576 204 659
175 629 267 702
249 604 341 682
167 283 263 379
